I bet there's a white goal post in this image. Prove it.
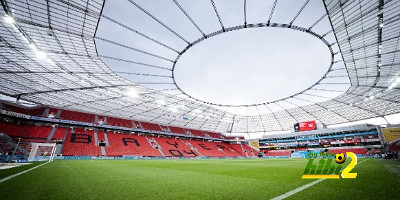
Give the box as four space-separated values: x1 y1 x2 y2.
27 143 57 162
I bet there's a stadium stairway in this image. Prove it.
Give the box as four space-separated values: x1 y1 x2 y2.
104 131 110 146
45 126 57 143
145 136 165 156
94 129 99 145
240 143 249 157
97 130 106 145
188 140 227 157
229 144 247 157
242 145 258 157
55 143 63 155
101 146 106 156
159 125 170 132
225 143 243 156
181 139 203 156
53 127 68 155
93 130 106 156
209 142 236 157
133 121 142 129
155 137 198 157
53 127 67 141
224 144 243 157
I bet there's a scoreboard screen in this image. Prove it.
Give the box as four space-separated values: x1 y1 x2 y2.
294 120 316 132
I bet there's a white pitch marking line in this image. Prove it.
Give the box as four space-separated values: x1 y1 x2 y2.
271 178 325 200
271 158 370 200
0 161 51 184
357 158 369 165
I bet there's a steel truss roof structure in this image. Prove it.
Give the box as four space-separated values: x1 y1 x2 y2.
0 0 400 134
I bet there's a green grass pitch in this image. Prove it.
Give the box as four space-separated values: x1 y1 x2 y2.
0 158 399 199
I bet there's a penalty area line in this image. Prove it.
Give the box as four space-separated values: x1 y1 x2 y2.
0 161 51 184
271 158 370 200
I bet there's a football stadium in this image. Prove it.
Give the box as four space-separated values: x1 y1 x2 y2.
0 0 400 199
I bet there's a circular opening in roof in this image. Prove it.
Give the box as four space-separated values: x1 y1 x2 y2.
174 26 331 106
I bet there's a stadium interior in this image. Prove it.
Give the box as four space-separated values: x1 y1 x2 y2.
0 0 399 199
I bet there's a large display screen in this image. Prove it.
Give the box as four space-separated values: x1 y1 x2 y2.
294 121 317 132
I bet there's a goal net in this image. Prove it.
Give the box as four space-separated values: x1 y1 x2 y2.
27 143 57 162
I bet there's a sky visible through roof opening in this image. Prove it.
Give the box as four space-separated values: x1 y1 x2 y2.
174 27 331 106
96 0 350 116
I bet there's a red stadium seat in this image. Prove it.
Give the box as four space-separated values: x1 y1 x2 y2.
169 126 187 135
154 136 197 157
0 121 52 143
59 110 95 123
105 132 162 157
187 129 206 137
141 122 162 132
107 117 133 128
188 140 227 157
62 129 101 156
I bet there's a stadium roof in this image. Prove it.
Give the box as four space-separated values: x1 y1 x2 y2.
0 0 400 133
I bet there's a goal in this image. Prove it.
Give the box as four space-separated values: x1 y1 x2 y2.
27 143 57 162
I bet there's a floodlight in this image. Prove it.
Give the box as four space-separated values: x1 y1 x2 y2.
46 58 55 65
169 106 178 113
157 99 166 105
4 15 15 24
178 105 186 109
36 51 47 60
29 43 37 51
193 109 202 113
127 88 139 98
